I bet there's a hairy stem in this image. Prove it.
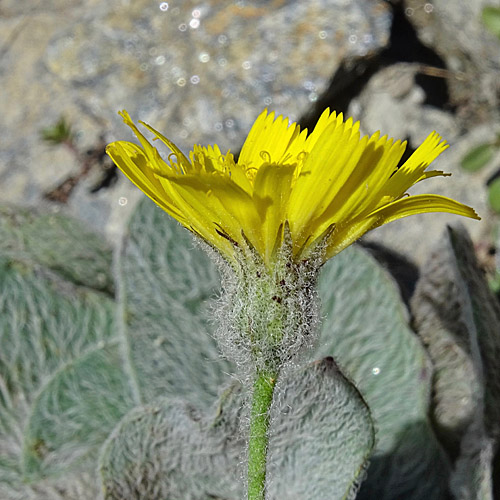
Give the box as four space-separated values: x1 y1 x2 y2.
247 369 278 500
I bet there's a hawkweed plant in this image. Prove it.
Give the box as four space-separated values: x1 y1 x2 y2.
107 108 479 500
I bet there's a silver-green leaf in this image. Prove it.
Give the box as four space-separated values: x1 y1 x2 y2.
0 257 120 498
99 358 374 500
22 342 135 479
267 357 374 499
117 198 233 408
0 205 114 294
316 245 450 499
412 225 500 500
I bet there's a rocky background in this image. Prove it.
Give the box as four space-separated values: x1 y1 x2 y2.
1 0 499 286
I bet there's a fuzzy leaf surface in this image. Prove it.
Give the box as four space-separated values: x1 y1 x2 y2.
412 225 500 499
117 198 232 407
448 226 500 435
99 358 374 500
0 256 125 498
316 245 450 499
267 357 374 499
22 343 135 479
99 388 244 500
0 205 114 294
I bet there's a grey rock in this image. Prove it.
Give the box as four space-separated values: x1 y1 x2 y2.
0 0 391 244
349 63 461 143
404 0 500 122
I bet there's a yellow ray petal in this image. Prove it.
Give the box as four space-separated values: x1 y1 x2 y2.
166 172 264 255
382 131 448 198
238 110 300 169
301 108 344 153
326 136 407 221
323 217 382 260
367 193 480 228
108 109 480 268
285 127 309 165
155 174 236 259
288 118 358 232
117 111 175 174
138 119 192 173
324 194 479 260
253 162 297 264
289 121 389 249
296 135 405 251
106 141 187 223
416 170 451 182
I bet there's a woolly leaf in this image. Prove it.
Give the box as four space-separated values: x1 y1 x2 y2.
450 433 494 500
449 226 500 498
411 237 479 452
0 257 118 498
99 359 374 500
415 225 500 429
117 198 232 407
316 245 450 499
22 342 135 479
0 205 114 294
98 388 244 500
0 258 116 410
412 225 500 499
267 357 374 499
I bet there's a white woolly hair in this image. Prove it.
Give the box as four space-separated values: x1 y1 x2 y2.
197 225 327 383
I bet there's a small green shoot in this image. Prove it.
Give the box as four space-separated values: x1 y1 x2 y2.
40 116 74 145
482 6 500 39
461 143 495 172
487 177 500 213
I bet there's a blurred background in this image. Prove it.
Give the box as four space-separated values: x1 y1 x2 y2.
1 0 499 283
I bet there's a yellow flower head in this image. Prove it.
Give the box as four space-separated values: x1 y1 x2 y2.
107 109 479 267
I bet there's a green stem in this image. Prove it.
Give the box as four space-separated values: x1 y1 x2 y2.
247 369 277 500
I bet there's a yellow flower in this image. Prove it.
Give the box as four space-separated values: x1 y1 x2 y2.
107 109 479 267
